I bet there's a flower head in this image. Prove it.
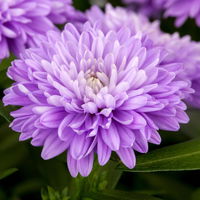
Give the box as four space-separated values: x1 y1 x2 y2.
123 0 200 27
150 32 200 107
164 0 200 27
0 0 85 59
47 0 86 24
87 4 159 37
123 0 164 17
3 20 190 177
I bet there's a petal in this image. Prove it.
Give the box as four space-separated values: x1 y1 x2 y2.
148 129 161 145
58 115 75 141
0 37 9 59
77 153 94 177
101 124 120 151
116 147 136 169
1 25 17 38
133 130 148 153
151 115 180 131
19 131 34 141
68 114 86 129
97 135 111 166
117 125 135 148
41 132 69 160
120 96 148 110
31 129 51 147
70 134 92 160
176 110 189 124
10 117 27 132
128 111 147 129
82 102 98 114
113 110 133 125
67 151 78 177
10 105 34 117
40 108 66 128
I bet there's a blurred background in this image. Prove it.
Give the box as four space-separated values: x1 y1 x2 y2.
1 0 200 200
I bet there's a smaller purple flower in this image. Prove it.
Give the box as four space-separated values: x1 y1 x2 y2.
122 0 165 17
143 23 200 108
123 0 200 27
158 33 200 108
164 0 200 27
0 0 85 60
47 0 86 24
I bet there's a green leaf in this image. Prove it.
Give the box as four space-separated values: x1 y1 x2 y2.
85 160 122 192
138 173 192 200
85 190 162 200
41 186 70 200
0 54 15 72
119 138 200 172
0 69 12 89
41 187 59 200
0 168 18 180
0 188 7 200
0 124 18 151
73 0 90 11
68 160 122 200
0 101 12 122
13 179 43 197
0 143 28 171
191 188 200 200
182 109 200 138
34 154 71 190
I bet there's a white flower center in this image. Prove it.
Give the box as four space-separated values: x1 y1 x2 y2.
86 76 104 94
84 67 109 94
84 58 109 94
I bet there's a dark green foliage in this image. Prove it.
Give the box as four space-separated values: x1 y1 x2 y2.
0 168 18 180
41 186 70 200
119 138 200 172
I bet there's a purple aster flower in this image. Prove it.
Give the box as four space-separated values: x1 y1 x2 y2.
150 32 200 107
164 0 200 27
123 0 164 17
87 4 198 107
123 0 200 27
0 0 85 60
3 20 190 177
86 4 160 37
47 0 86 24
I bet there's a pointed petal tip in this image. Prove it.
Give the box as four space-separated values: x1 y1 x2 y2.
117 148 136 169
77 153 94 177
67 152 79 177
